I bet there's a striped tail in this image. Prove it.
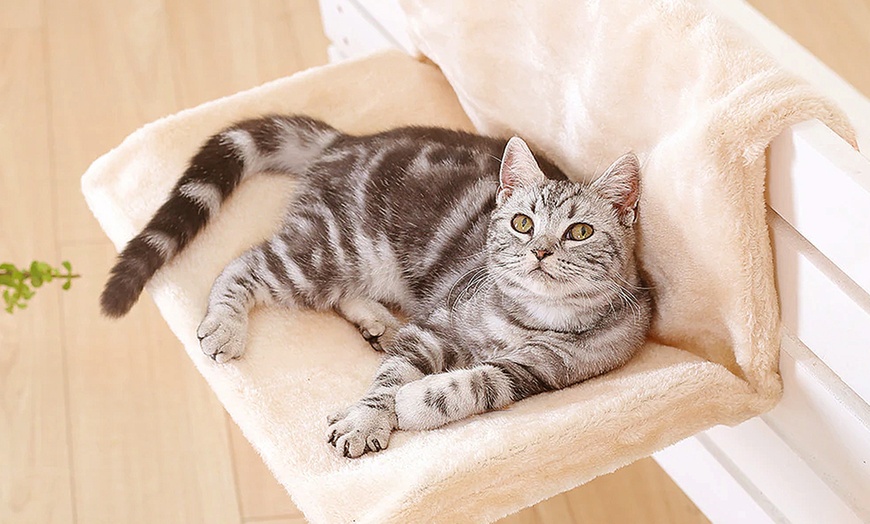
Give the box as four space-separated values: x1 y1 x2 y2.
100 115 339 317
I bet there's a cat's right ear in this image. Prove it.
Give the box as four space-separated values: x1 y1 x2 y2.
591 152 641 226
497 137 545 206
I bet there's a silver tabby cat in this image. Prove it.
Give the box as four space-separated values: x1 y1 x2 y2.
101 115 652 458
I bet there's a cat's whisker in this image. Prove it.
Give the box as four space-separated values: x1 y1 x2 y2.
447 266 488 312
611 272 656 291
450 275 495 319
607 279 643 318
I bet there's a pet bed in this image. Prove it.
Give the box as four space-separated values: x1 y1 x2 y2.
81 0 855 522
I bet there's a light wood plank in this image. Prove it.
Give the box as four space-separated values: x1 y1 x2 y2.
498 506 542 524
0 28 74 524
495 494 576 524
59 243 241 524
163 0 327 110
43 1 242 517
0 0 42 29
262 0 329 77
228 417 303 520
44 0 179 244
163 0 272 108
564 459 709 524
285 0 331 70
494 460 706 524
243 517 308 524
747 0 870 97
529 493 576 523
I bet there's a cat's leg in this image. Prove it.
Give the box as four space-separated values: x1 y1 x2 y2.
336 296 402 351
393 364 512 430
394 357 554 431
198 245 290 363
326 324 446 458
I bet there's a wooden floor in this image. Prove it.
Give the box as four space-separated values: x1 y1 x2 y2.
1 1 867 523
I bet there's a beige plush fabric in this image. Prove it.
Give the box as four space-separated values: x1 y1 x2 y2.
400 0 856 400
82 2 855 522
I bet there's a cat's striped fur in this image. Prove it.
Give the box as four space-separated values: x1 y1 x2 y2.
101 115 652 458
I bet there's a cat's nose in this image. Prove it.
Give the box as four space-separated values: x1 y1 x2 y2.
532 249 552 260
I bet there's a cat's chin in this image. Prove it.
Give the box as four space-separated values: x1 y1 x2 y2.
500 271 572 300
528 265 568 287
529 267 555 279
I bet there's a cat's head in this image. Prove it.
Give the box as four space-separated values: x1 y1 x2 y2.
487 137 641 300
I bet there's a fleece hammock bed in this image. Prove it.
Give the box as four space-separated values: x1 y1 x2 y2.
82 0 855 522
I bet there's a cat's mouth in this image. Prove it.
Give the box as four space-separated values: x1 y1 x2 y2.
530 265 555 279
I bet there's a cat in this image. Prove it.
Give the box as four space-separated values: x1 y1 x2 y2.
100 115 652 458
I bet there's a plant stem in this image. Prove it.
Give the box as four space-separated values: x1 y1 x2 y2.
0 270 81 279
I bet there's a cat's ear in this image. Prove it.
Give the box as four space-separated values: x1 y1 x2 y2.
497 137 545 205
591 153 641 225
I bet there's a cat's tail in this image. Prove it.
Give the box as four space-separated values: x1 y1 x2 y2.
100 115 339 317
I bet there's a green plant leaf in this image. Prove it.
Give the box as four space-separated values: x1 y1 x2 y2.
2 259 78 313
36 262 52 278
30 262 43 287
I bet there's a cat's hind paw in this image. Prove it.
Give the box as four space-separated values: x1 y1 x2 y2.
358 321 397 352
336 297 401 352
326 404 396 458
197 307 247 363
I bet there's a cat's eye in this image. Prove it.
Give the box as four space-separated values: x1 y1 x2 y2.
565 223 593 241
511 214 534 234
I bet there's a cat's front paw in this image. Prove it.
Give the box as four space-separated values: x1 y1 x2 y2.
326 404 396 458
197 307 247 363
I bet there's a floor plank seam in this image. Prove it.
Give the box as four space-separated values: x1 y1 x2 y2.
56 238 120 249
224 411 248 522
40 0 79 520
244 514 305 523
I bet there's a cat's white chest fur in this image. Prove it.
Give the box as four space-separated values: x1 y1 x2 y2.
522 301 589 331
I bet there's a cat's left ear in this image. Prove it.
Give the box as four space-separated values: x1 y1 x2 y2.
497 137 545 206
591 153 641 226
